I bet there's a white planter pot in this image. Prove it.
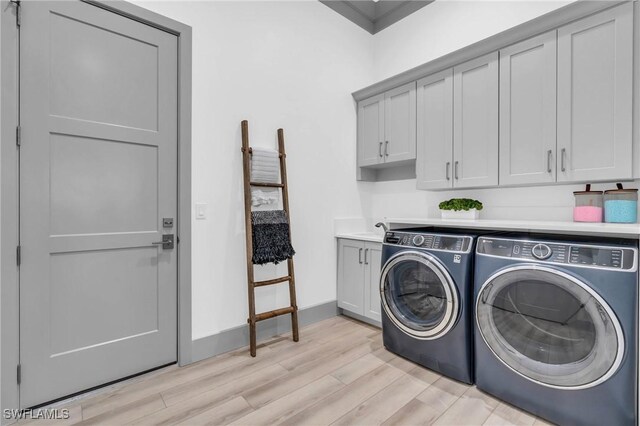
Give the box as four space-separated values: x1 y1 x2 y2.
440 209 480 220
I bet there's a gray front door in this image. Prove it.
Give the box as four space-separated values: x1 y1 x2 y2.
19 1 178 408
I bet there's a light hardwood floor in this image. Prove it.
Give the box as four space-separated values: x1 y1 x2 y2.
21 316 554 426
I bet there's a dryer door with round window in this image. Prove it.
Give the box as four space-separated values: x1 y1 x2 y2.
380 252 459 340
476 266 624 389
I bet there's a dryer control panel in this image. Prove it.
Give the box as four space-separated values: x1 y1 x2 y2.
384 231 473 254
477 237 637 271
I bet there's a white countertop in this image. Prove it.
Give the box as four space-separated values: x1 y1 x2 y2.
335 232 384 243
385 218 640 238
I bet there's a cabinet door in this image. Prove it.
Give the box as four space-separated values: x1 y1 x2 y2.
500 31 557 186
557 3 633 182
363 242 382 323
416 69 454 190
357 94 385 167
384 82 417 163
337 239 364 315
453 52 499 188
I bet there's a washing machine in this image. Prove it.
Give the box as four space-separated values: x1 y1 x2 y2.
474 234 638 426
379 229 478 384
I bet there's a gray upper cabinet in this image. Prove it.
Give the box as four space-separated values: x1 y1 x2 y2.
453 52 499 188
557 3 633 182
357 83 416 169
384 82 417 163
416 69 454 190
499 31 557 186
357 94 384 167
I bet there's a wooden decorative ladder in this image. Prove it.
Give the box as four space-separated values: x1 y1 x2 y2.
241 120 299 357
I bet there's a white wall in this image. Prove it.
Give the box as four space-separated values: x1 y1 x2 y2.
132 1 374 340
373 0 573 81
366 0 637 224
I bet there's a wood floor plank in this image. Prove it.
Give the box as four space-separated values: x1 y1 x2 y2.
242 338 374 409
78 394 165 425
315 319 379 344
371 347 397 363
408 376 469 424
387 354 419 373
280 364 405 426
135 364 289 425
532 417 555 426
81 348 271 419
278 328 372 371
483 402 537 426
381 398 437 426
432 385 500 426
405 365 441 386
174 396 253 426
331 353 385 385
160 353 279 407
331 373 427 426
230 376 344 425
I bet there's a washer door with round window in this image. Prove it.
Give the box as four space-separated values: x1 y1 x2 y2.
476 265 624 389
380 251 459 340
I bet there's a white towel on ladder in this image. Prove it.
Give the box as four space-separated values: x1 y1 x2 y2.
251 147 280 183
251 188 280 207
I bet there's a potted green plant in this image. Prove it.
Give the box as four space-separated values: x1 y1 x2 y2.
439 198 483 220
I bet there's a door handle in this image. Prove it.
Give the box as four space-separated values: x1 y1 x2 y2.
561 148 566 172
454 161 459 180
384 141 389 157
152 234 174 250
364 248 369 265
547 150 552 173
446 162 451 180
358 248 363 264
379 142 383 158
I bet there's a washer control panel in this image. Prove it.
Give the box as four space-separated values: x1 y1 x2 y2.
384 231 472 253
477 237 636 271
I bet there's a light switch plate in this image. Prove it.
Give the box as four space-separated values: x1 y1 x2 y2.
195 203 207 220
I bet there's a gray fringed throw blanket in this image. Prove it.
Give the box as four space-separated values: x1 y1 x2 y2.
251 210 295 265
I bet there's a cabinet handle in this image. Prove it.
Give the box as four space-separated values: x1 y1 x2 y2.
446 162 451 180
364 248 369 265
454 161 459 180
358 248 363 264
561 148 566 172
379 142 383 158
547 150 552 173
385 141 389 157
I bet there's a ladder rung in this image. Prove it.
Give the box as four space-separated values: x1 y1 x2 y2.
255 306 296 322
254 275 292 287
250 182 284 188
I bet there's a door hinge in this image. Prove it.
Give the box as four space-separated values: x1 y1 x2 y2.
16 364 21 385
16 126 21 147
10 0 20 27
16 245 21 266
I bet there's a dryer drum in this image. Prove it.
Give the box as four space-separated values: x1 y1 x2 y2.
380 251 459 340
476 265 624 390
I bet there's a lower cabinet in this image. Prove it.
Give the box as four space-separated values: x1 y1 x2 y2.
337 238 382 324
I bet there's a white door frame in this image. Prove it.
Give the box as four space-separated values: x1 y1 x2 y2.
0 0 192 416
